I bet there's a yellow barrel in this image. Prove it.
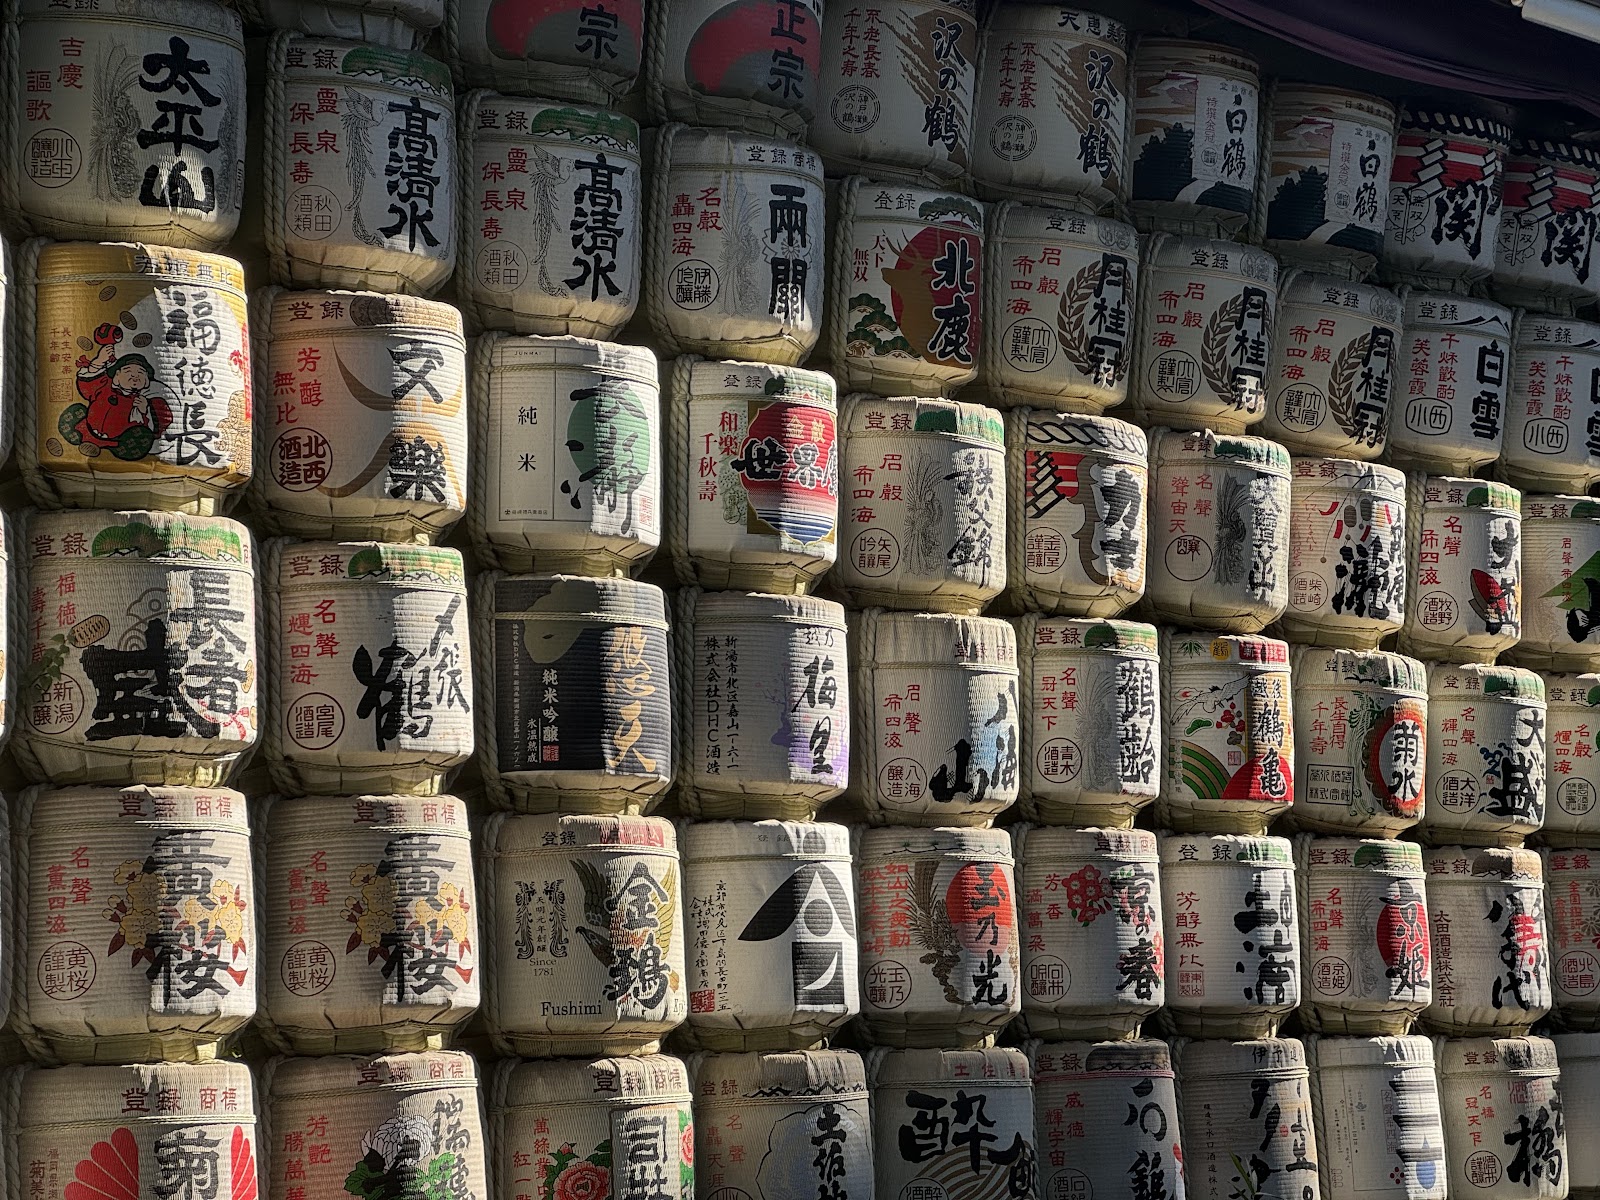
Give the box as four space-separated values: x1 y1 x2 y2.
1503 317 1600 492
1513 495 1600 670
1496 138 1600 314
1306 1034 1446 1200
1434 1035 1566 1200
1548 847 1600 1028
1387 291 1511 473
1400 475 1522 663
1421 664 1545 847
1540 671 1600 846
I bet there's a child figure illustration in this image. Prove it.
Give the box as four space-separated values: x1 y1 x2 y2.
61 322 173 461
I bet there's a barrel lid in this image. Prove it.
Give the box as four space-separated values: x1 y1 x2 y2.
1029 619 1160 658
1424 844 1543 882
1508 136 1600 170
489 333 659 380
500 1054 690 1108
855 825 1014 863
1017 410 1148 463
1543 672 1600 707
493 813 678 857
269 289 465 336
1521 495 1600 522
1294 834 1425 877
1306 1034 1434 1070
1281 274 1403 325
277 542 467 588
683 358 837 404
1152 428 1292 476
1515 316 1600 350
27 785 250 833
1162 631 1290 669
990 3 1125 39
842 394 1004 446
1174 1036 1306 1074
1134 38 1258 77
1026 1037 1173 1079
28 510 253 568
1289 457 1406 498
267 794 472 840
1434 1034 1559 1074
1013 825 1158 863
16 1061 255 1129
277 37 453 98
685 591 846 628
867 1046 1030 1088
269 1050 478 1098
845 182 983 232
1290 647 1429 695
35 241 247 291
1273 83 1397 128
1158 833 1292 866
993 203 1139 254
470 95 641 149
1428 662 1545 704
689 1049 867 1100
662 124 824 184
1415 476 1520 513
859 610 1018 668
491 574 669 625
680 819 852 862
1146 235 1279 286
1399 291 1511 332
18 0 244 35
1396 101 1513 144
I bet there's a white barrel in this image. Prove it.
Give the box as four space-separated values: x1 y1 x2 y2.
264 36 456 295
1284 457 1409 647
1496 137 1600 313
1422 664 1546 847
1548 847 1600 1026
868 1046 1034 1200
251 288 468 543
481 812 686 1056
1503 316 1600 492
1541 672 1600 847
266 540 473 797
811 0 978 185
1260 274 1404 459
1423 846 1551 1035
16 784 254 1063
477 573 673 814
1128 235 1279 433
833 394 1006 613
1306 1034 1447 1200
980 202 1139 413
1386 291 1511 473
664 355 838 593
1129 40 1262 236
1016 617 1160 827
679 820 858 1049
265 1051 488 1200
1004 410 1148 617
1400 475 1523 663
1515 496 1600 670
456 93 641 338
645 125 824 365
1159 632 1294 835
1027 1038 1185 1200
243 0 441 49
261 794 478 1054
1434 1035 1566 1200
1296 835 1432 1035
1263 84 1397 279
15 510 257 787
1290 647 1428 838
855 826 1019 1046
849 611 1019 827
1158 834 1300 1037
20 241 251 513
674 591 849 821
971 6 1129 209
1383 106 1512 291
688 1050 872 1200
1145 429 1291 632
1174 1037 1321 1200
1551 1033 1600 1200
828 177 983 397
443 0 643 103
1013 825 1164 1039
2 0 246 248
13 1062 259 1200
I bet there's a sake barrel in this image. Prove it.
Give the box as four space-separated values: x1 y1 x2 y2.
645 0 821 136
646 125 824 365
2 0 246 248
811 0 978 185
1422 846 1551 1035
1551 1033 1600 1199
855 826 1020 1046
981 202 1139 413
1503 316 1600 493
1295 835 1432 1035
457 93 642 338
1546 847 1600 1027
20 241 251 513
1016 617 1161 827
1027 1039 1184 1200
1130 40 1262 236
243 0 440 50
833 394 1006 613
1004 410 1147 617
13 1062 259 1200
1386 291 1511 473
1264 84 1397 279
15 510 257 787
688 1050 872 1200
251 289 468 543
1305 1034 1447 1200
1290 647 1428 838
1013 825 1164 1039
1259 274 1404 459
674 591 849 821
265 1051 488 1200
1158 834 1300 1037
1284 458 1408 647
490 1055 693 1200
1495 137 1600 314
16 785 254 1063
1158 633 1294 835
849 611 1019 827
477 573 672 813
868 1047 1035 1200
1144 429 1291 632
828 178 983 397
1516 496 1600 671
970 6 1129 209
1421 664 1546 847
443 0 644 102
264 36 456 295
1173 1037 1321 1200
664 356 838 592
482 812 686 1056
1383 106 1512 291
1127 235 1279 433
1400 476 1523 663
1541 673 1600 847
1433 1036 1566 1200
261 794 478 1054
